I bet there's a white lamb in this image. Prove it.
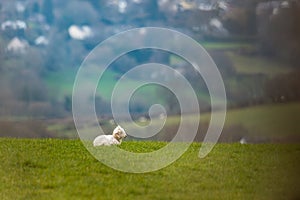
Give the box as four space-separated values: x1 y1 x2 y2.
93 125 127 146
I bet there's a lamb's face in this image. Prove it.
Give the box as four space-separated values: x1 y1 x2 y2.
113 125 127 139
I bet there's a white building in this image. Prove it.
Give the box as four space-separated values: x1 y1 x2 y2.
1 20 27 31
68 25 93 40
7 37 28 54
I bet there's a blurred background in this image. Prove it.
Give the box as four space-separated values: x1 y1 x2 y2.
0 0 300 142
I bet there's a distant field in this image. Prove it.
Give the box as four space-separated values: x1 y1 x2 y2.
226 51 293 77
45 102 300 142
126 102 300 143
201 42 255 50
220 102 300 140
45 68 77 100
1 102 299 142
45 67 160 103
45 42 292 109
0 139 299 199
44 41 256 101
36 41 300 143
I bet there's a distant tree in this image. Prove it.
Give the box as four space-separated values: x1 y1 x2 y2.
222 3 257 36
257 1 300 66
44 29 70 71
95 96 111 115
110 53 138 73
68 40 87 65
226 74 266 107
141 0 161 20
265 70 300 103
64 96 72 112
42 0 54 24
14 71 48 104
32 2 40 14
156 86 180 115
59 1 99 26
86 0 106 11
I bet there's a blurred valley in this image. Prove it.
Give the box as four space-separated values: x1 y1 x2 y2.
0 0 300 142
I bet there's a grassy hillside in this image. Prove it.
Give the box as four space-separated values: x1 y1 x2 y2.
44 102 300 142
226 52 293 77
125 102 300 143
0 139 299 199
220 102 300 139
200 102 300 142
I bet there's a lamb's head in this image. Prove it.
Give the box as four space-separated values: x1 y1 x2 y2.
112 125 127 141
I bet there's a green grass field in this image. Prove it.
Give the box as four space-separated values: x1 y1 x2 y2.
0 139 299 199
